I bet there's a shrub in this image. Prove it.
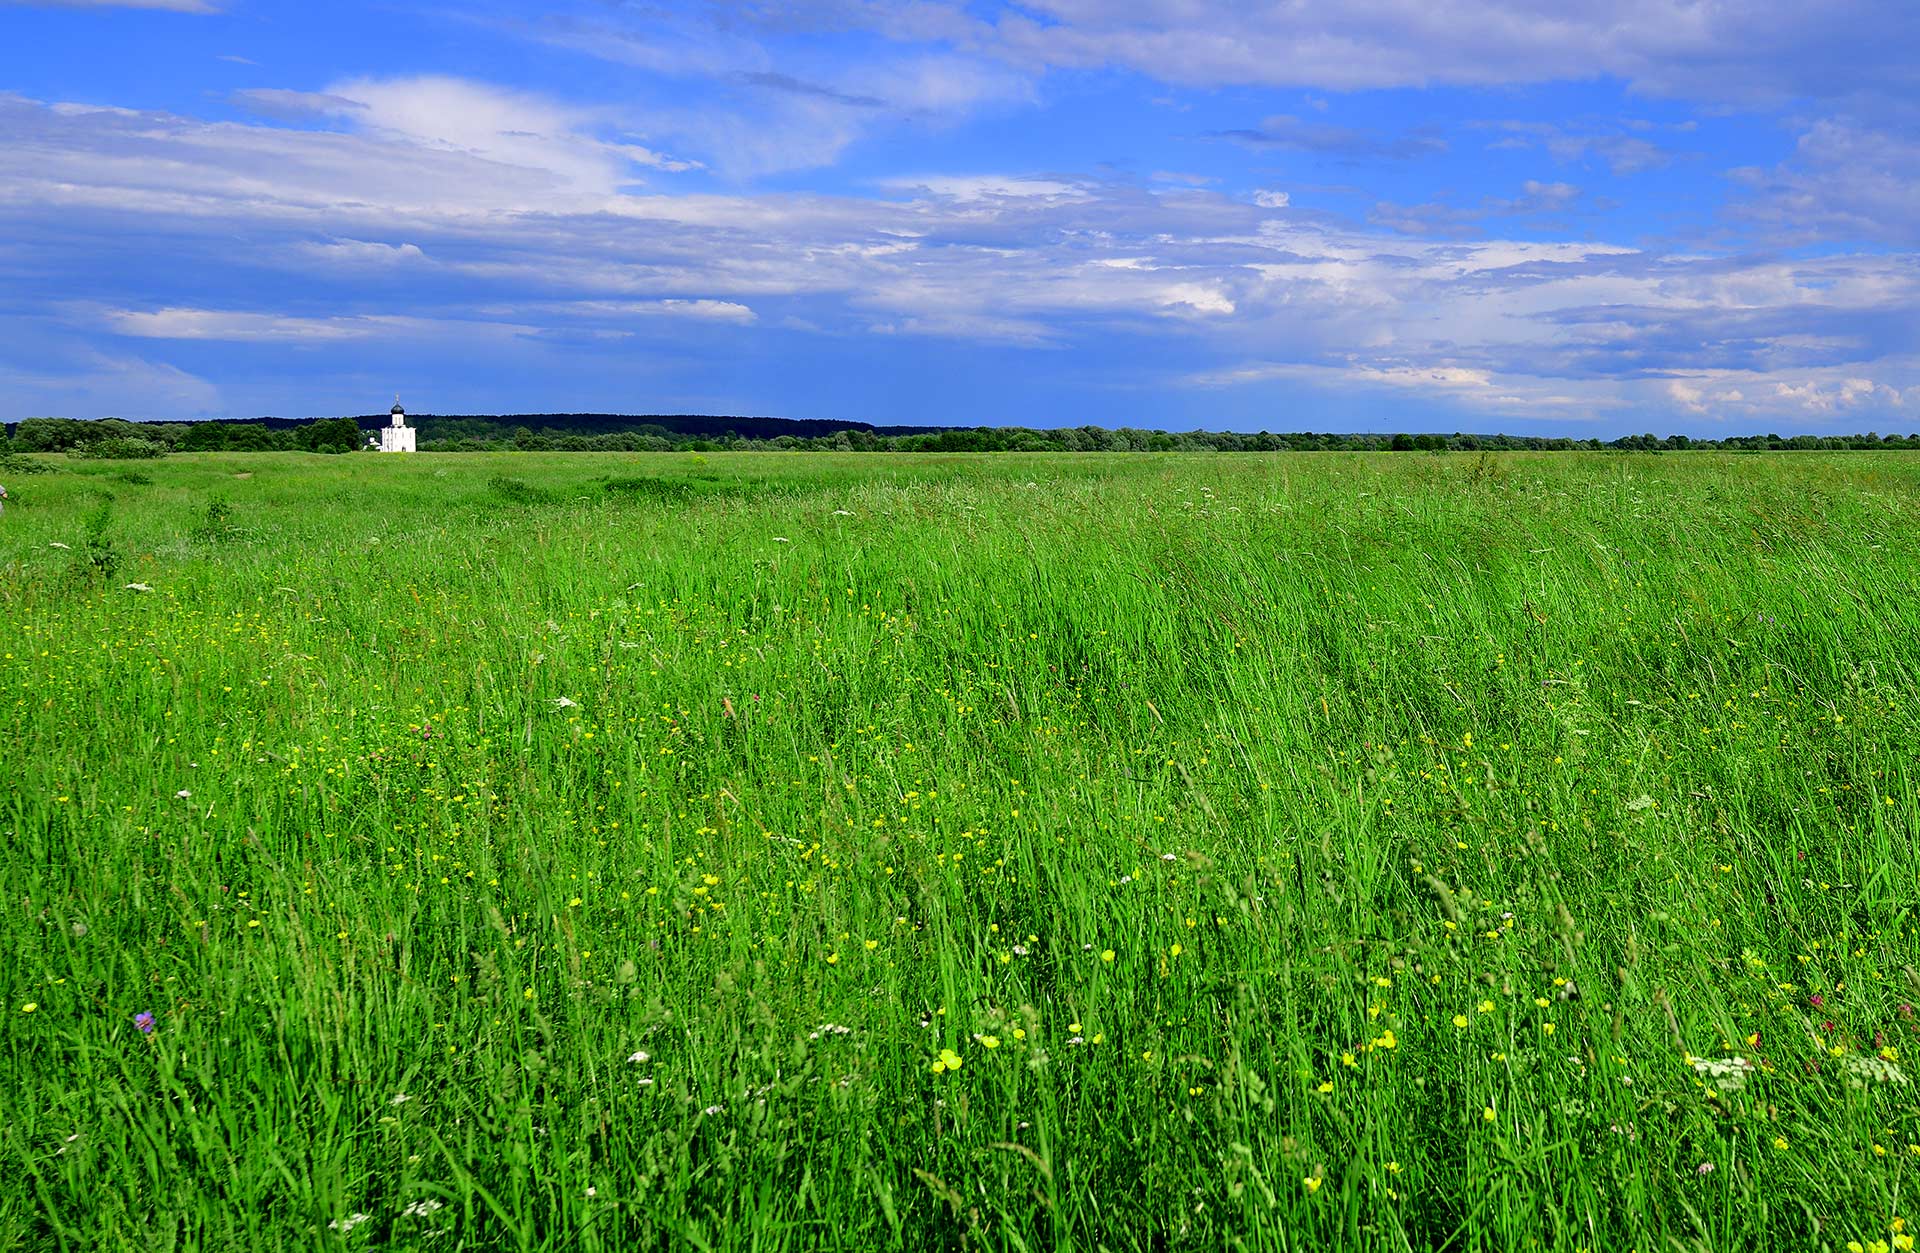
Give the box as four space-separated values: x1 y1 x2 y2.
192 494 252 543
0 450 57 476
68 437 169 461
74 502 120 581
487 475 556 505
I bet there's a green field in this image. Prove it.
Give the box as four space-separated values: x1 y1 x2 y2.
3 451 1917 1251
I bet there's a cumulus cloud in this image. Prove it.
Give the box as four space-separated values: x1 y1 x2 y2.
1 82 1916 426
0 348 221 418
837 0 1919 107
1368 179 1590 238
12 0 218 10
522 9 1035 176
550 299 759 324
1213 114 1446 160
1480 120 1672 175
1731 117 1920 247
98 307 537 343
881 174 1089 202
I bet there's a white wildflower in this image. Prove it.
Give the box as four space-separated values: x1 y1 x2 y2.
329 1213 372 1232
1840 1054 1908 1088
390 1093 411 1106
702 1104 724 1116
401 1200 443 1218
48 542 71 549
553 696 579 709
124 583 152 593
175 789 192 799
627 1050 650 1064
1689 1056 1753 1093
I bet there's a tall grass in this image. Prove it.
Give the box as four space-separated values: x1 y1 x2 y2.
2 451 1916 1251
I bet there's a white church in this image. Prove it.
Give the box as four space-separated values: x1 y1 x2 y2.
372 398 416 453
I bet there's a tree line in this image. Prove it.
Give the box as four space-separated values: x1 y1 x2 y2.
6 415 1920 457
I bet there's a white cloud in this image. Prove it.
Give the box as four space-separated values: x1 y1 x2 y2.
294 239 427 268
553 299 758 324
882 174 1087 202
1 84 1916 426
98 307 534 343
15 0 218 10
855 0 1916 106
0 349 221 418
1731 117 1920 247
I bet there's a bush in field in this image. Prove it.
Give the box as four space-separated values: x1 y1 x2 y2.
486 474 555 504
0 449 56 475
69 436 170 461
191 494 254 543
71 500 120 581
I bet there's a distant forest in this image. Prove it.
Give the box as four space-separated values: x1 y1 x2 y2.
7 413 1920 456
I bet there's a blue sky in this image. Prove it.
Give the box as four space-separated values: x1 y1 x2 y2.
1 1 1916 435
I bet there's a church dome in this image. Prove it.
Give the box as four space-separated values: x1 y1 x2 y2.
391 400 405 416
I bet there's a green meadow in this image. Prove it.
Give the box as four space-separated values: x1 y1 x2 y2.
2 450 1917 1252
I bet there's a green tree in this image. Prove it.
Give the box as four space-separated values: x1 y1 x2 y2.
300 418 364 454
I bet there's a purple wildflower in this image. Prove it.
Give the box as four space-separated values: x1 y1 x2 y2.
134 1012 155 1035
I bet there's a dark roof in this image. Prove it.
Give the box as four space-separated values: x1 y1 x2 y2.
391 402 405 414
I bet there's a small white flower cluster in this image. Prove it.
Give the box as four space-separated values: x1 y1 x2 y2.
401 1200 444 1219
627 1050 651 1064
328 1212 372 1232
1841 1054 1908 1088
1689 1056 1754 1093
807 1024 853 1041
